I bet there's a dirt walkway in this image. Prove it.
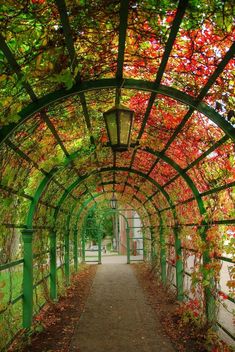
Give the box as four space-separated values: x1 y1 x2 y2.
69 261 175 352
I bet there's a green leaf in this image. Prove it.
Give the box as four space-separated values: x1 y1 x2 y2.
52 68 74 90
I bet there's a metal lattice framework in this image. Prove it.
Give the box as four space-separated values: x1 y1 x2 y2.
0 0 234 348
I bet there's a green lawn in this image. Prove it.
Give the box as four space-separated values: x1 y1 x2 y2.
0 268 23 304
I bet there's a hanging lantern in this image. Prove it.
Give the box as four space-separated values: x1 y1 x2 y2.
103 105 134 151
110 193 117 209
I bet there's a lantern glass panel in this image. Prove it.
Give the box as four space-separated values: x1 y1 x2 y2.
111 198 117 209
106 111 118 145
119 111 131 145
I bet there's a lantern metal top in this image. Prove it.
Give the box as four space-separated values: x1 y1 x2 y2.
103 104 134 152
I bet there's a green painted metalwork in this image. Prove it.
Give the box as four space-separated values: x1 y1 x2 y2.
159 180 235 214
63 170 215 320
161 42 235 154
26 169 63 228
67 204 80 268
63 203 81 283
99 180 160 263
1 78 234 147
74 192 151 234
49 174 168 254
0 34 92 206
115 0 129 105
137 0 188 140
54 168 173 267
159 217 167 285
1 33 95 207
45 170 183 294
101 180 159 208
22 129 232 265
49 231 57 300
0 11 235 336
17 68 234 324
150 227 156 264
55 0 77 72
0 34 37 101
52 167 174 216
5 139 73 211
0 184 33 201
22 228 34 329
81 226 86 263
174 226 184 301
78 92 105 193
201 181 235 197
96 208 131 264
41 112 70 157
183 135 229 173
0 258 24 271
64 230 70 285
147 134 229 191
73 226 78 271
98 229 102 265
126 227 131 264
78 199 147 264
116 0 129 80
122 0 188 193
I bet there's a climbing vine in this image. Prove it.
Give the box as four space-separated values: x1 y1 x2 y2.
0 0 234 350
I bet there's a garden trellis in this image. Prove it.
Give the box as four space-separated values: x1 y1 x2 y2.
0 0 234 349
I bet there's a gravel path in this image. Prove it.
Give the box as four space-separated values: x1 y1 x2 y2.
69 260 175 352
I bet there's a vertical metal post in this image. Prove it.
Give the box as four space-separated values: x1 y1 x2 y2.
115 211 119 253
150 227 156 264
64 230 70 286
22 228 33 329
159 223 166 285
200 226 216 324
82 228 86 263
205 279 216 324
142 224 146 259
118 212 120 253
50 231 57 300
127 228 130 264
174 226 184 301
73 226 78 272
98 230 102 264
112 213 116 251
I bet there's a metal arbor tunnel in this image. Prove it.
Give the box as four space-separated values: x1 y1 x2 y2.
0 0 234 348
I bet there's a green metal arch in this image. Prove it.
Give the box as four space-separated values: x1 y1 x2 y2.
72 186 168 284
73 189 158 233
26 144 206 230
25 156 171 229
26 148 200 229
76 188 155 225
53 167 175 220
83 205 131 233
98 180 162 221
54 187 153 248
26 170 57 228
96 180 163 241
144 147 206 214
52 162 205 228
49 168 178 258
75 193 150 227
72 192 155 259
74 194 156 261
0 79 234 146
81 205 133 264
66 190 153 237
